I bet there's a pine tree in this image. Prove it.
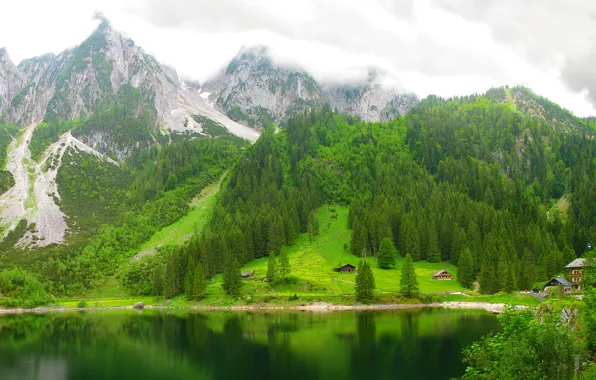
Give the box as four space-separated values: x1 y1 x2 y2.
222 254 242 297
502 263 515 293
184 256 196 295
355 261 375 303
279 250 291 280
427 222 441 262
457 248 474 289
377 238 396 269
191 262 207 300
308 211 319 243
164 254 179 299
400 254 419 297
151 265 164 296
267 252 278 284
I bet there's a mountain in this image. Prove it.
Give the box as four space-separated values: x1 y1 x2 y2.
203 46 419 128
321 69 419 122
0 48 25 118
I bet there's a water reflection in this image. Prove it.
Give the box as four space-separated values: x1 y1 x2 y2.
0 309 500 380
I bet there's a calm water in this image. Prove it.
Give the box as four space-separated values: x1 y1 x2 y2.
0 309 500 380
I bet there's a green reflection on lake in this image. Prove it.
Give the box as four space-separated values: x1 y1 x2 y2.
0 308 500 380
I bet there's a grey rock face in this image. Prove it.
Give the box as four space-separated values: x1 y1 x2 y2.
204 46 327 128
0 48 25 118
205 47 418 127
322 70 419 121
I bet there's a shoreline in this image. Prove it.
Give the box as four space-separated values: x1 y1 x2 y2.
0 301 525 315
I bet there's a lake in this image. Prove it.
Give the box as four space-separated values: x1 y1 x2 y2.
0 308 500 380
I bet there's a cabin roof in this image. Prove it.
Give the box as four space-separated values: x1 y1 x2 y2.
547 277 572 287
565 258 587 268
432 269 451 277
336 264 355 269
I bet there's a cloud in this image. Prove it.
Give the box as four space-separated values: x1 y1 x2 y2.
1 0 595 116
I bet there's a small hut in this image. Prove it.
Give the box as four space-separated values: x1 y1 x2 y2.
334 264 356 273
544 276 573 293
241 270 254 279
431 269 453 280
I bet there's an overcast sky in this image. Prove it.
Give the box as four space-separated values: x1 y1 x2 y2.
2 0 595 116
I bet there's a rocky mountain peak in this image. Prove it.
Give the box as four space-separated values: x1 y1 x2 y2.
0 48 25 117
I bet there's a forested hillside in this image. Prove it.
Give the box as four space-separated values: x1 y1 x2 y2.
165 87 596 297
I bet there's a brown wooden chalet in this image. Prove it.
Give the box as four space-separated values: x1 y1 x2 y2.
565 258 587 290
335 264 356 273
431 269 453 280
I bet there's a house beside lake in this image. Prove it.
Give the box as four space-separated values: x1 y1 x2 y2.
544 276 573 293
565 258 587 291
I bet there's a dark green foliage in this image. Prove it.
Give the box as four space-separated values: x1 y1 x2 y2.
426 222 440 262
355 261 375 303
457 248 475 289
222 254 242 297
184 256 196 295
267 253 278 284
0 171 14 196
462 309 578 380
29 119 78 158
151 265 164 296
0 268 52 308
307 211 319 243
279 250 290 280
400 254 419 297
190 262 207 300
377 238 396 269
57 149 131 237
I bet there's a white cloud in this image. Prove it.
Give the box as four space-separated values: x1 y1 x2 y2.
1 0 594 116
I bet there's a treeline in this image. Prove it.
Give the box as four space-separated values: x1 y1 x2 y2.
165 93 596 297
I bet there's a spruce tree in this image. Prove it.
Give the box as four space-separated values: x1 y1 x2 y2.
184 256 196 295
151 265 164 297
164 254 179 299
427 223 441 262
377 238 396 269
191 262 207 300
400 254 419 297
457 248 474 289
222 255 242 297
279 250 291 280
308 211 319 243
355 261 375 303
502 263 515 293
267 252 278 284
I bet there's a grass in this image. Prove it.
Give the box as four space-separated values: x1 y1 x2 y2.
202 205 465 302
53 204 539 309
136 177 222 254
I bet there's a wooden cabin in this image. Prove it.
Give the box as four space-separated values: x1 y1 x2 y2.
565 258 587 291
431 269 453 280
241 270 254 279
544 276 573 293
335 264 356 273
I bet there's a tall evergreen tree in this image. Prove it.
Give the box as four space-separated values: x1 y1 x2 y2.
191 262 207 300
457 248 474 289
279 250 291 280
427 222 441 262
308 211 319 243
400 254 419 297
355 261 375 303
184 256 196 295
151 265 164 296
164 253 179 299
377 238 396 269
222 254 242 297
267 252 278 284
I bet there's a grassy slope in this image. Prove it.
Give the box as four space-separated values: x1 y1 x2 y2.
136 178 222 254
59 204 543 308
204 205 465 300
